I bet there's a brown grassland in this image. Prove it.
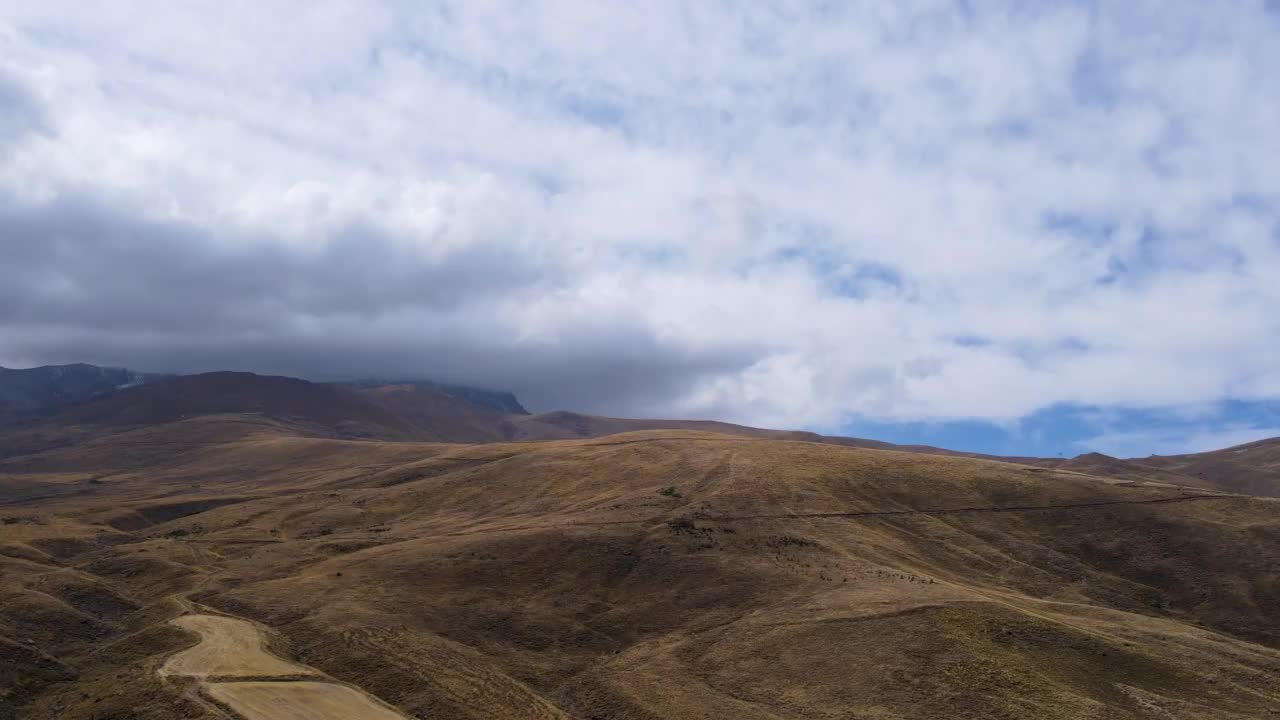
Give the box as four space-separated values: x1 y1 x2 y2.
2 414 1279 719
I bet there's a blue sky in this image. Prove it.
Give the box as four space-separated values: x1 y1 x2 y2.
1 2 1279 458
845 401 1280 458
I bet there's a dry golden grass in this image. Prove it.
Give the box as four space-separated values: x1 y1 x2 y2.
3 425 1279 719
161 615 315 678
205 681 409 720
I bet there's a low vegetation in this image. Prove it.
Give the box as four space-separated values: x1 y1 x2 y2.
2 419 1279 719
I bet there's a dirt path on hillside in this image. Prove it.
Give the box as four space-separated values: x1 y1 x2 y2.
159 613 409 720
161 615 316 679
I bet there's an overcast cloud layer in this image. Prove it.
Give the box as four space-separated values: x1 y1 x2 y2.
2 2 1279 455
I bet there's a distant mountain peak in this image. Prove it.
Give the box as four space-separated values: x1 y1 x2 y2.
0 363 172 426
0 364 530 430
1073 451 1119 461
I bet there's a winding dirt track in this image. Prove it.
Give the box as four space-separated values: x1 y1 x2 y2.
161 615 315 679
160 613 409 720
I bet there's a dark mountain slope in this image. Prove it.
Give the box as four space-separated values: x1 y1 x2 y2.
346 383 517 442
0 364 169 427
11 372 525 446
44 372 423 440
352 380 528 415
0 364 527 441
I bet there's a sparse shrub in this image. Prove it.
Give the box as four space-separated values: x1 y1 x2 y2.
762 534 815 549
317 527 333 536
166 528 190 538
659 486 681 498
667 518 695 533
88 478 104 485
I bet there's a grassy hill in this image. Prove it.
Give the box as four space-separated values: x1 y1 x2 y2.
3 417 1278 719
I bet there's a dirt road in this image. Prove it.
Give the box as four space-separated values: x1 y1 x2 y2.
161 615 315 679
160 613 408 720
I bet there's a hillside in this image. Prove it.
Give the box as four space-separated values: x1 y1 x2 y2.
44 372 429 439
7 371 527 446
0 364 168 427
0 365 530 442
2 418 1278 719
345 383 519 442
1138 438 1280 498
1031 445 1280 499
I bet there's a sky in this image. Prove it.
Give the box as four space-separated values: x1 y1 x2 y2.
1 2 1279 458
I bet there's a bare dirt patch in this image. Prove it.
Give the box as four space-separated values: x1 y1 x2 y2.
161 614 314 678
205 681 409 720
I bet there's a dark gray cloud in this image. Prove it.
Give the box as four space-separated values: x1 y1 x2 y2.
3 2 1280 437
0 194 554 331
0 191 762 415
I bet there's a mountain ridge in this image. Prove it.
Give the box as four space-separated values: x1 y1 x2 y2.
6 365 1280 500
0 364 526 433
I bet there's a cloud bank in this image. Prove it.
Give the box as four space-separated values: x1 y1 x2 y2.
1 2 1279 453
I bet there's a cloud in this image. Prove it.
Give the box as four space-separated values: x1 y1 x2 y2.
0 70 45 153
1 2 1279 446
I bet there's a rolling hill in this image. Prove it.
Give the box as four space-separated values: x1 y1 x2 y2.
2 377 1280 719
1138 438 1280 498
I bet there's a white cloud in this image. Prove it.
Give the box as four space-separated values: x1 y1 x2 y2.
0 1 1279 432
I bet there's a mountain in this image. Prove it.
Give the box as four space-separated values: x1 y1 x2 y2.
45 371 430 438
10 365 1280 496
1 368 969 458
0 366 534 447
345 379 528 415
0 363 169 427
1 422 1277 719
16 371 531 445
344 382 521 442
